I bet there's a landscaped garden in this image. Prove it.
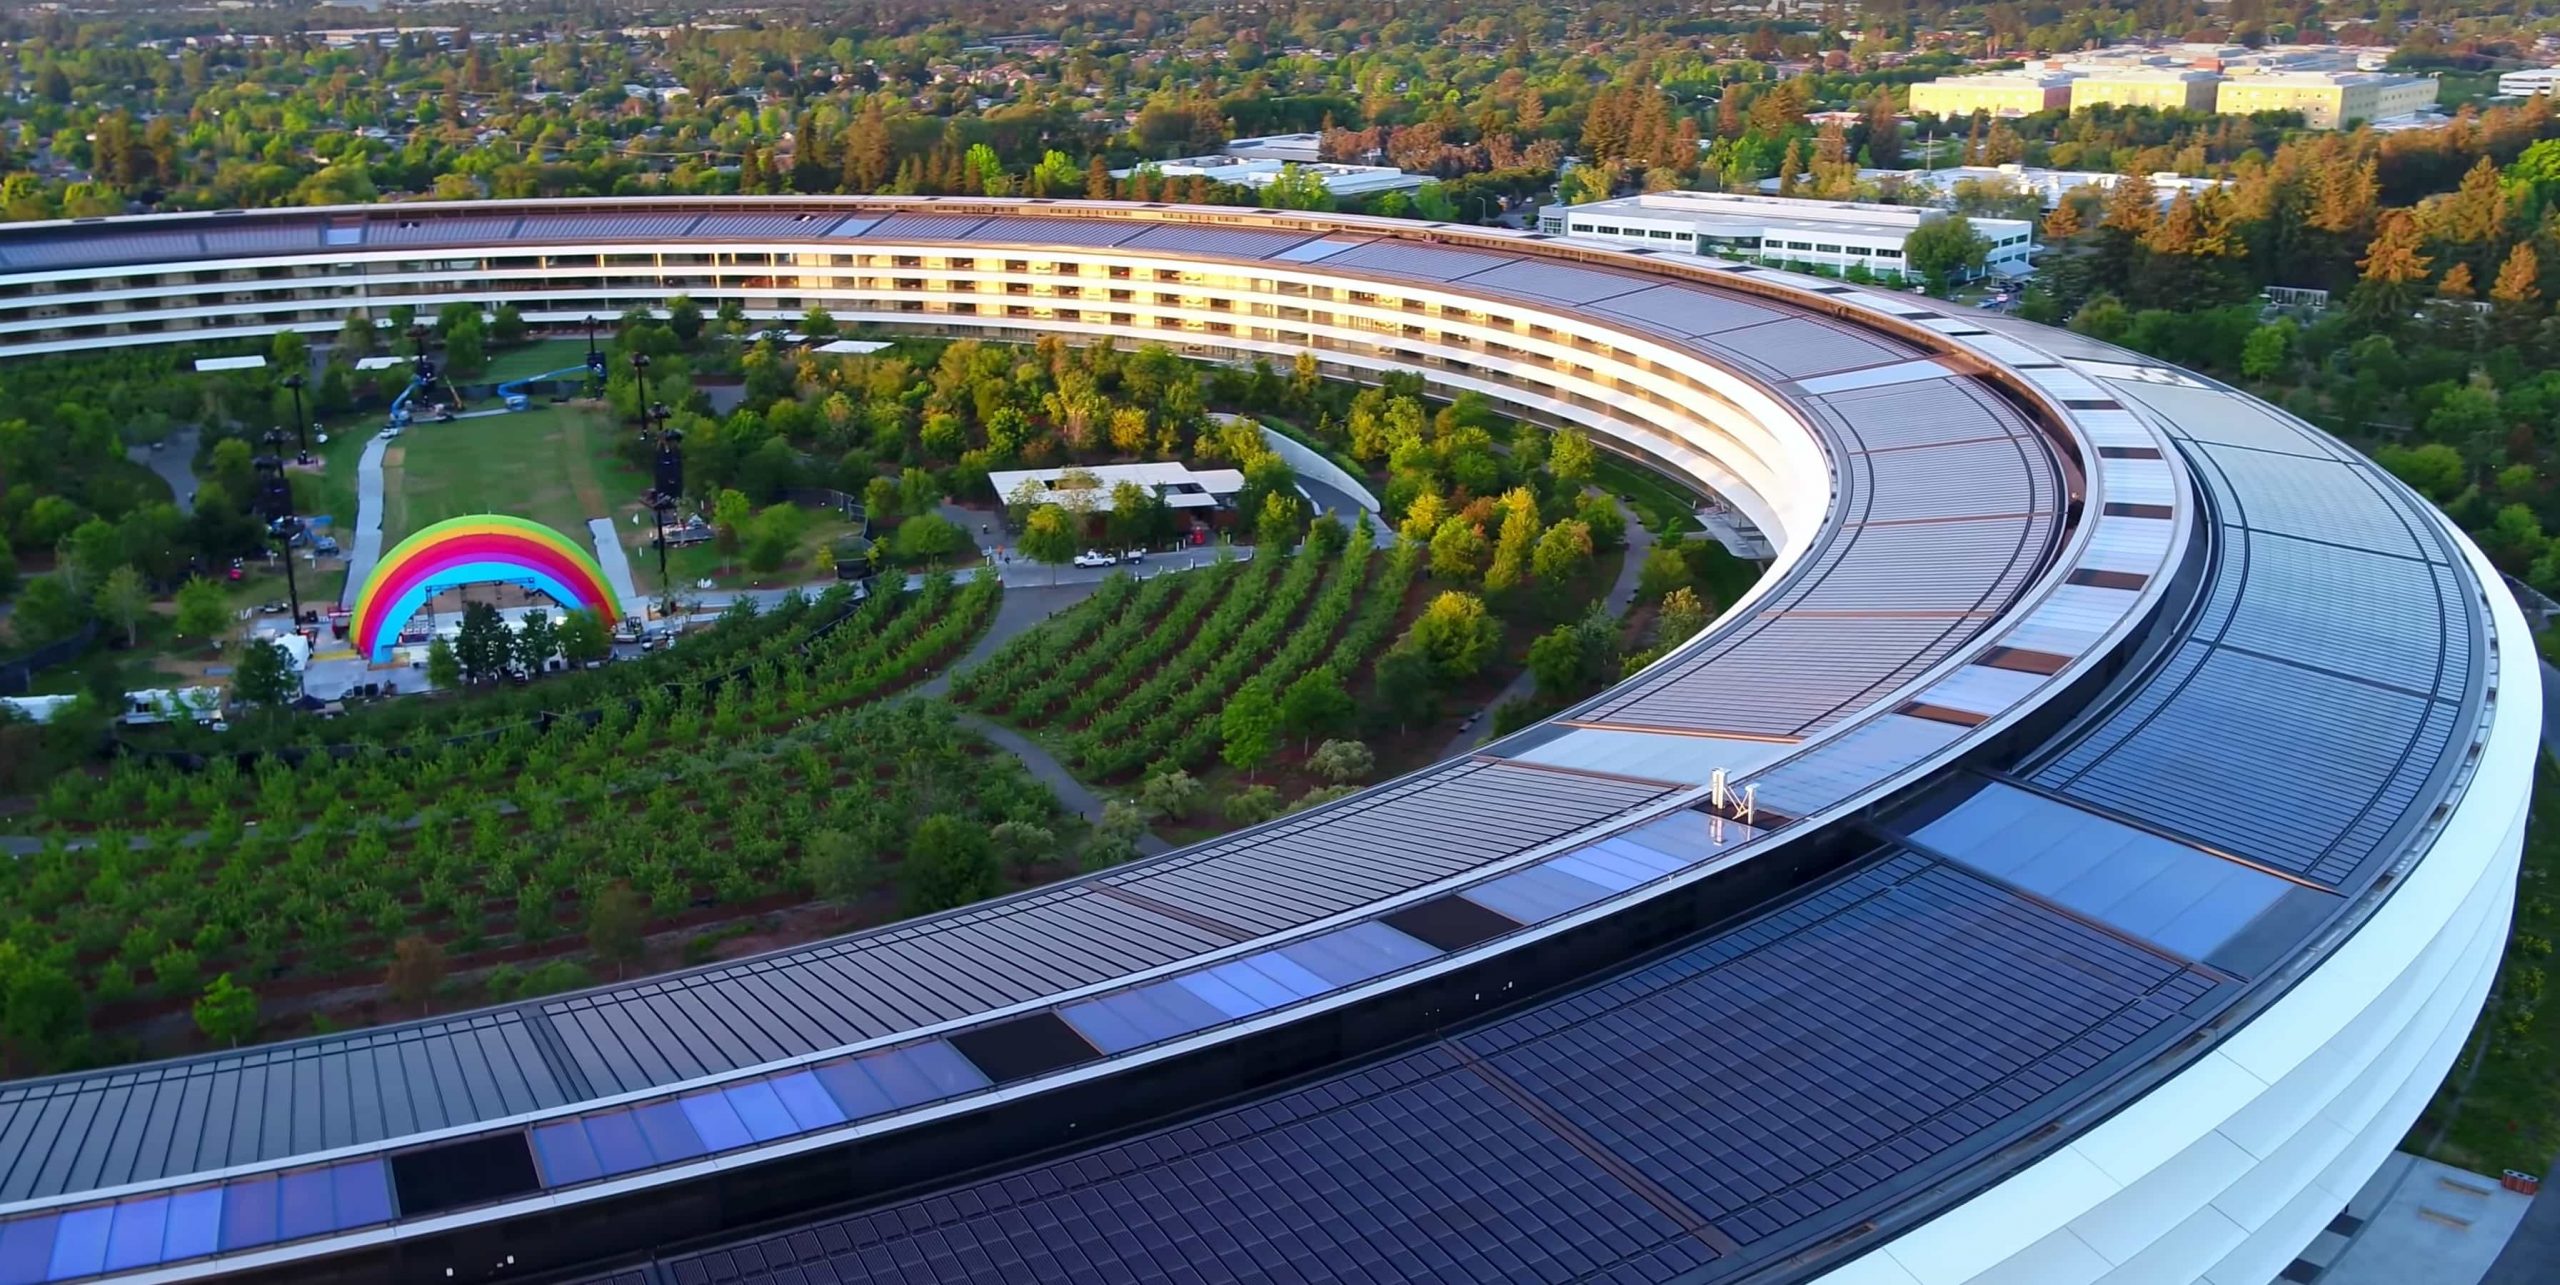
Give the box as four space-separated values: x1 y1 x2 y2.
0 574 1026 1071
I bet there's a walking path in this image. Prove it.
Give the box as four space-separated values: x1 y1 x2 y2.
1440 494 1657 758
127 427 201 515
953 713 1173 858
587 518 642 614
339 434 389 608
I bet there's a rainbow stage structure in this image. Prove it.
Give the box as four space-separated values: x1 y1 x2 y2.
346 514 621 662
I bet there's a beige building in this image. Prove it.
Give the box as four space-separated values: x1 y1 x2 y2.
1908 72 2076 120
2071 69 2223 114
2215 72 2438 129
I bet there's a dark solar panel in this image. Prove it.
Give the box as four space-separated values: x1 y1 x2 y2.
1381 895 1520 951
945 1014 1100 1084
389 1134 540 1217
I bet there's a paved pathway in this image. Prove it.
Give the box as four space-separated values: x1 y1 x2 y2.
954 713 1171 857
1439 494 1656 758
339 434 389 608
587 518 642 614
127 427 200 515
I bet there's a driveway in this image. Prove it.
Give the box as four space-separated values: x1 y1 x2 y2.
128 427 201 515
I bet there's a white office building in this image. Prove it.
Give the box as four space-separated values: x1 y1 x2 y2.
1755 164 2229 212
2498 68 2560 97
1541 191 2034 282
1112 155 1426 198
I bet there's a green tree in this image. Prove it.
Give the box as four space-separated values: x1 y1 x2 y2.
1308 739 1375 784
988 821 1057 875
0 943 85 1070
1402 590 1500 683
1256 491 1306 549
1280 665 1355 751
903 814 1001 914
513 609 559 674
1637 546 1690 600
1550 428 1597 489
1223 785 1284 826
1221 676 1284 777
801 306 839 340
803 829 877 907
232 638 298 706
9 577 88 647
1020 504 1080 576
1531 519 1594 588
425 637 463 689
2377 443 2467 502
1904 215 1989 293
586 881 648 979
2240 322 2295 381
192 973 257 1047
712 488 753 571
91 565 149 648
171 578 229 647
892 512 966 563
1655 586 1711 648
558 609 611 666
1374 645 1442 731
490 304 528 346
1429 518 1489 582
454 601 511 683
1138 769 1208 820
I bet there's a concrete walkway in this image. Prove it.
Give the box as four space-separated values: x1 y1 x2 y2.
1440 494 1657 757
339 434 389 608
587 517 642 614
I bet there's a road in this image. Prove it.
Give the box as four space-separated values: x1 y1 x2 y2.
127 427 201 515
1439 494 1656 758
339 434 389 608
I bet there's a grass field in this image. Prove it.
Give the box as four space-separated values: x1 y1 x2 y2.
381 403 649 546
479 338 602 384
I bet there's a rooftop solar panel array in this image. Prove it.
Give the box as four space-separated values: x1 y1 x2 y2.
514 213 704 240
2028 375 2480 888
1119 223 1320 259
362 215 523 247
625 852 2217 1284
199 225 323 257
957 216 1146 247
0 232 203 271
686 212 844 239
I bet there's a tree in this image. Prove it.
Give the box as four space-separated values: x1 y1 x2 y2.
801 306 839 340
2042 199 2085 242
1655 587 1711 649
585 882 647 979
1256 492 1306 549
1402 591 1500 683
232 638 299 706
1280 665 1355 751
513 609 559 675
490 304 528 346
1223 786 1284 827
2240 322 2295 381
1528 623 1592 698
1549 428 1597 489
92 565 149 649
802 829 875 908
1531 520 1594 588
1636 545 1690 600
1138 769 1207 820
663 297 703 347
1221 677 1284 777
1485 494 1539 592
2378 443 2466 503
454 601 511 683
1904 215 1989 293
558 609 611 666
1308 739 1375 784
2353 209 2432 325
1019 505 1079 576
386 935 446 1016
712 488 753 570
892 512 965 563
903 814 1001 914
425 637 463 689
1374 645 1441 731
172 578 227 647
0 943 85 1070
8 578 88 648
989 822 1057 875
192 974 257 1047
1430 518 1488 582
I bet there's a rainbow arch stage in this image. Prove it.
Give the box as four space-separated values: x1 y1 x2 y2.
347 514 621 662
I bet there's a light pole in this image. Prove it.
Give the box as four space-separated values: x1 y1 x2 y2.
255 428 303 629
280 373 310 462
647 404 681 619
584 315 603 397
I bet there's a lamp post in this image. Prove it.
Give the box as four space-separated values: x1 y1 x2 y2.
280 372 310 462
255 429 303 629
628 351 651 432
647 404 681 619
584 315 603 397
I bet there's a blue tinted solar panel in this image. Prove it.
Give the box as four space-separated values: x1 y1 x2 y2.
275 1169 333 1241
814 1059 896 1119
0 1215 52 1285
42 1207 106 1281
1178 970 1273 1018
854 1049 938 1108
767 1072 847 1132
1466 864 1615 924
102 1197 166 1272
903 1041 989 1096
218 1174 277 1251
580 1111 655 1176
1548 851 1645 891
532 1120 604 1185
723 1082 800 1142
161 1189 220 1261
1234 953 1331 999
1326 920 1440 971
630 1102 706 1165
1057 997 1150 1054
678 1092 754 1153
331 1161 392 1230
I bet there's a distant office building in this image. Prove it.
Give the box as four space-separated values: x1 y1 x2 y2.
1753 164 2229 212
1222 133 1326 163
1908 71 2076 119
1542 191 2034 281
2215 71 2438 129
2071 68 2222 113
2498 68 2560 97
1112 155 1426 198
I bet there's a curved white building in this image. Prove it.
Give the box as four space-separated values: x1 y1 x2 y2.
0 199 2530 1285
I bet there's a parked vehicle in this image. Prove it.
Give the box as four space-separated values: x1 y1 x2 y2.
1072 550 1117 568
1123 548 1147 563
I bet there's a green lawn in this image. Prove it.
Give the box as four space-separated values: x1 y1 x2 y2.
1590 453 1706 534
381 403 640 547
480 338 603 384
